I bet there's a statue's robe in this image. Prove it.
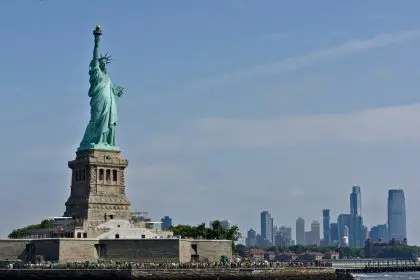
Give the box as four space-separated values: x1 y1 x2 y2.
80 62 120 148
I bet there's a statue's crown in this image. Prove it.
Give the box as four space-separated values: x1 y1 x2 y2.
99 52 112 64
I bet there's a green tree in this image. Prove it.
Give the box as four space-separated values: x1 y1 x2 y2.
171 220 241 242
8 219 53 238
336 247 365 258
289 244 307 254
172 224 197 238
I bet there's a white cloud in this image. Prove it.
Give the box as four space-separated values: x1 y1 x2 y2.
175 29 420 95
249 29 420 76
140 103 420 151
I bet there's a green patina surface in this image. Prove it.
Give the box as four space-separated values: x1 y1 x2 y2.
79 25 124 152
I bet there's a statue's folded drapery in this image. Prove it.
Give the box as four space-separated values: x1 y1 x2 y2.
79 64 122 150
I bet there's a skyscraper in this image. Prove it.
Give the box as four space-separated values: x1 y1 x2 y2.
261 211 274 246
349 215 364 248
350 186 361 216
322 209 330 245
275 226 292 247
369 224 388 242
387 189 407 242
220 220 231 229
330 223 339 244
160 216 172 230
342 225 349 246
349 186 365 248
337 214 351 246
246 228 257 247
296 217 305 245
311 221 321 246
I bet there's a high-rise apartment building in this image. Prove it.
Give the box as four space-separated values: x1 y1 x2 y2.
275 226 292 247
369 224 388 242
209 220 230 229
311 221 321 246
337 214 351 247
363 225 369 242
160 216 172 230
322 209 330 245
246 228 257 247
342 225 349 246
387 189 407 242
330 223 339 244
350 215 364 248
220 220 230 229
296 217 305 245
261 211 274 246
304 231 312 245
349 186 365 248
350 186 362 216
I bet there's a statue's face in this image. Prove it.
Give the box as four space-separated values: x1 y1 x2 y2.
99 61 107 73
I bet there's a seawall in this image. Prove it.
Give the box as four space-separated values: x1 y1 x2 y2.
0 268 354 280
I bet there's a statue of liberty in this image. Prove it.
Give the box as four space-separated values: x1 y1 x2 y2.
79 25 124 151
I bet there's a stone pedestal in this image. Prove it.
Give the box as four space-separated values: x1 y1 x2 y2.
64 149 131 228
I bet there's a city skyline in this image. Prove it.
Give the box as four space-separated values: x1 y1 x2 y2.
2 1 420 244
245 186 407 248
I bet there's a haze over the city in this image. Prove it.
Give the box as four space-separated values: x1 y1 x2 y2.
2 0 420 243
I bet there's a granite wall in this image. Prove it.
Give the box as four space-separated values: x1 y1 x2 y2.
180 240 232 263
59 239 98 262
99 239 180 263
0 238 232 263
31 239 59 261
0 239 27 260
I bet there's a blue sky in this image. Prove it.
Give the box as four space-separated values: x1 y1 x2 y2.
2 0 420 244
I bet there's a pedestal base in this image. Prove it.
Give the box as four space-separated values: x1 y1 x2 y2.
64 149 131 228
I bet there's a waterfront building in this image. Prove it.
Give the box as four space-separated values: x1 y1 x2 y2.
260 211 274 246
220 220 230 229
349 215 365 248
350 186 362 216
322 209 330 245
209 219 230 229
161 216 172 230
275 226 292 247
369 224 388 241
348 186 365 248
330 223 339 244
363 225 369 241
304 231 312 245
295 217 305 245
310 221 321 246
387 189 407 242
342 225 349 246
246 228 257 247
337 214 351 247
256 234 263 246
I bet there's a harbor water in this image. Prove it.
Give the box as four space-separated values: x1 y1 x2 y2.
353 271 420 280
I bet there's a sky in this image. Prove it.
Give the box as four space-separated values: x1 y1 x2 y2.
1 0 420 244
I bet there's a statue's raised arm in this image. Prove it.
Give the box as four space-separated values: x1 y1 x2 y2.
90 25 102 68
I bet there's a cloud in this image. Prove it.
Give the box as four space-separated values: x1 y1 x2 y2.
140 103 420 151
158 29 420 100
248 29 420 76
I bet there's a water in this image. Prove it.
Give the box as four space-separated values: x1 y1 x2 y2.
353 272 420 280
